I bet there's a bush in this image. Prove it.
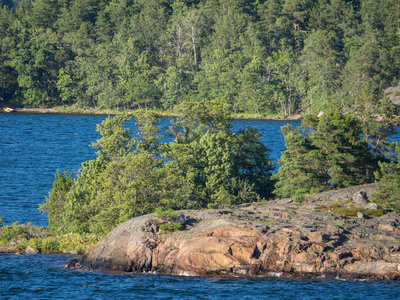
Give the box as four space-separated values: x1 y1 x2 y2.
154 208 183 233
31 233 100 252
0 222 29 246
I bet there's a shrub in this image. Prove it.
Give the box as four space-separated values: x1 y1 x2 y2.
0 222 29 246
154 208 183 233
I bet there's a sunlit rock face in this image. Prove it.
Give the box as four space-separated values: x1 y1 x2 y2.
68 184 400 280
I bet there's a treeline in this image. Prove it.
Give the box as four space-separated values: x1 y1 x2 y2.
40 101 400 236
1 0 400 115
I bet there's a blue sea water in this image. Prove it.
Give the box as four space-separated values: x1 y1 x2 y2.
0 113 299 227
2 253 400 299
1 113 400 299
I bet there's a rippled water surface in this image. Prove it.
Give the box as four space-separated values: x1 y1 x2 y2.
2 253 400 299
1 113 399 299
0 113 300 226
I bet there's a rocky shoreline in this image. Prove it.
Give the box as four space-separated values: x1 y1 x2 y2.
67 184 400 280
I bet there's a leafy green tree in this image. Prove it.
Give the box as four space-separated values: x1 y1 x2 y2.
233 127 275 197
257 0 292 54
27 0 62 29
237 56 269 114
157 65 186 108
0 0 399 116
372 142 400 212
299 30 342 112
85 151 173 235
6 24 71 106
118 51 160 109
341 22 383 107
127 0 168 59
92 113 135 158
165 99 274 205
0 6 18 103
266 44 298 115
42 99 274 235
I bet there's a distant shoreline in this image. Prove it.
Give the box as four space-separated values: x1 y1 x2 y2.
2 107 304 121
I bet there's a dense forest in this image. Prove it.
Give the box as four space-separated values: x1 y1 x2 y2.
1 0 400 115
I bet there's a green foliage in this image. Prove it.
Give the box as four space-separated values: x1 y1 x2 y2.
157 222 182 233
0 221 100 252
0 222 28 246
41 100 274 235
92 113 135 158
26 233 100 252
275 124 329 198
154 208 183 233
372 142 400 212
311 109 377 188
313 203 386 217
276 108 390 198
293 190 306 204
39 170 74 231
0 0 398 114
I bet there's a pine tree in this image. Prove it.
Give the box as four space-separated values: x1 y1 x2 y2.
275 108 381 197
372 142 400 212
275 124 329 198
311 108 377 188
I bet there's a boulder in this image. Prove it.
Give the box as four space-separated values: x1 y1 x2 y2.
25 246 39 254
385 86 400 105
366 203 379 211
353 191 368 206
357 212 368 219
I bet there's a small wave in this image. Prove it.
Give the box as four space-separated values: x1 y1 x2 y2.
335 275 347 281
142 270 157 274
179 271 193 276
268 272 283 277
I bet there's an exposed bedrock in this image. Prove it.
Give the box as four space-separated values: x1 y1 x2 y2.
68 184 400 279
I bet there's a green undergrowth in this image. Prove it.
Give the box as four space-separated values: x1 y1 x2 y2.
0 221 100 253
314 203 386 217
154 208 183 233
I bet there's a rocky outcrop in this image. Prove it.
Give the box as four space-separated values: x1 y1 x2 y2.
68 184 400 280
385 85 400 106
304 183 377 203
